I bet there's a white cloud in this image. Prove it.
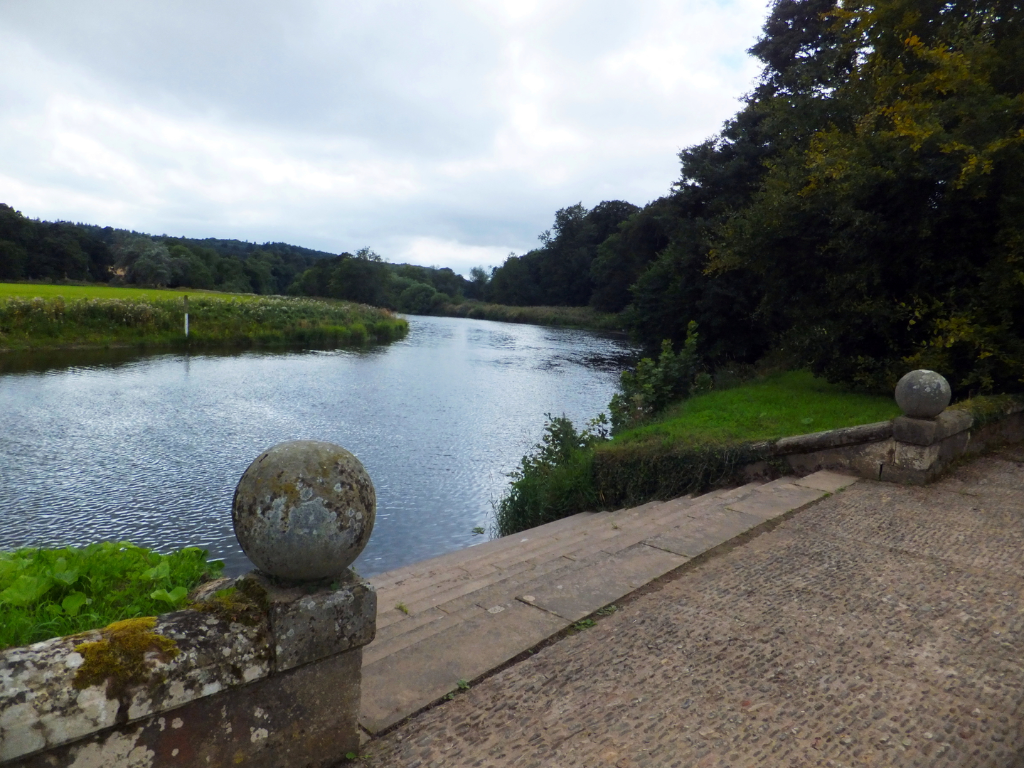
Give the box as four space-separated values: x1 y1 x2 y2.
392 236 512 276
0 0 770 266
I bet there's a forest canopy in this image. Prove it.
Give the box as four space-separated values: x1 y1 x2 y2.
475 0 1024 395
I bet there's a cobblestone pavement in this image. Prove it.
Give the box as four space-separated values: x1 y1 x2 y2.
361 452 1024 768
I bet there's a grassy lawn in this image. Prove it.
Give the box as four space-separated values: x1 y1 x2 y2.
609 370 901 449
0 282 252 301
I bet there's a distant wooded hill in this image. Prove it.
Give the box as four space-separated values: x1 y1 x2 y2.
0 204 482 310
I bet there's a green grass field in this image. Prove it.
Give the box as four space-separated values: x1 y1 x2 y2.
0 282 252 301
608 370 901 448
0 282 408 351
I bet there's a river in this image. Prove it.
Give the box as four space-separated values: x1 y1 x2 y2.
0 315 634 577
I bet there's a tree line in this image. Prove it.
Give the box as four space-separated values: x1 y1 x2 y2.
474 0 1024 395
0 204 481 311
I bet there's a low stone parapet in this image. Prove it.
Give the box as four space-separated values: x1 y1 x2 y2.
1 440 378 768
743 373 1024 485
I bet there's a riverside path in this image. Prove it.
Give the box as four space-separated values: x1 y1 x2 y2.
359 448 1024 767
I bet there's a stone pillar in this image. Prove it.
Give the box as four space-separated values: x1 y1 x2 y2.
228 439 379 764
888 370 973 483
3 440 378 768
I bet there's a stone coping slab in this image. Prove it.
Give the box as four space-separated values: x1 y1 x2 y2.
0 571 376 764
0 610 270 763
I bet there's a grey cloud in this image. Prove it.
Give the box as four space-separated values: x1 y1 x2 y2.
0 0 769 272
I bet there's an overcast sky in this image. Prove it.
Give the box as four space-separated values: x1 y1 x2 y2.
0 0 770 275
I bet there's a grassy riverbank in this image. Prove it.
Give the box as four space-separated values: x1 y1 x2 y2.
0 283 408 351
494 371 901 536
434 301 624 331
610 371 900 448
0 542 223 649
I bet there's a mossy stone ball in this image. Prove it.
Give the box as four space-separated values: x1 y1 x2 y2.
232 440 376 581
895 370 951 419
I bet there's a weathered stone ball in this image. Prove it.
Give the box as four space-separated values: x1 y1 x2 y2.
232 440 376 581
895 369 951 419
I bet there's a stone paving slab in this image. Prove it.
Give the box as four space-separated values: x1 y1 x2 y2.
726 481 825 520
361 458 1024 768
517 544 689 622
360 600 570 734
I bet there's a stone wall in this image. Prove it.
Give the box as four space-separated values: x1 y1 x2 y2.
741 398 1024 485
0 572 375 768
1 439 380 768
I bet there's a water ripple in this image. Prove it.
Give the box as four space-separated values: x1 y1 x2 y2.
0 315 635 576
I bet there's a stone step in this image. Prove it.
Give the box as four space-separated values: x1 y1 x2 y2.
367 499 722 671
360 600 570 734
360 472 852 736
375 488 751 621
552 497 707 563
455 499 677 574
560 485 765 564
374 513 620 612
644 506 767 558
376 498 680 597
366 555 586 661
375 497 692 616
369 510 610 590
372 509 620 590
513 542 690 622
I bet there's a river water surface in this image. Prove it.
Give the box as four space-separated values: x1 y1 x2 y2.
0 316 634 576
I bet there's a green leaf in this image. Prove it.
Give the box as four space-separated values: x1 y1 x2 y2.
0 575 53 606
52 568 79 586
62 592 89 616
142 560 171 580
150 586 188 606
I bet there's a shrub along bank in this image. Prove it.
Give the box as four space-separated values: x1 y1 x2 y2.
494 370 902 537
432 301 624 332
0 286 408 351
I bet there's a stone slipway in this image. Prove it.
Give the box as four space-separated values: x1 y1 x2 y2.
361 470 856 735
363 448 1024 768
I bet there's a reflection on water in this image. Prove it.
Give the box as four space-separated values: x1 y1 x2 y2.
0 316 635 577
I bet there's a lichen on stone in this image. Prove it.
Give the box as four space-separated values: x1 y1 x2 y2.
191 587 264 626
72 617 179 699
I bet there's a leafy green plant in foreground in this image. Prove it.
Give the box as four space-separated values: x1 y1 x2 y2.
0 542 223 650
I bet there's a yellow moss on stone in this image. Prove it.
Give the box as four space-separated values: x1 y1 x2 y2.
73 617 179 698
191 587 264 626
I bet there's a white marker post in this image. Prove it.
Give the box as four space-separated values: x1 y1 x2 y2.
184 295 189 338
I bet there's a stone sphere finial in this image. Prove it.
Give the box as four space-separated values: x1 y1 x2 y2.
895 370 951 419
232 440 376 581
